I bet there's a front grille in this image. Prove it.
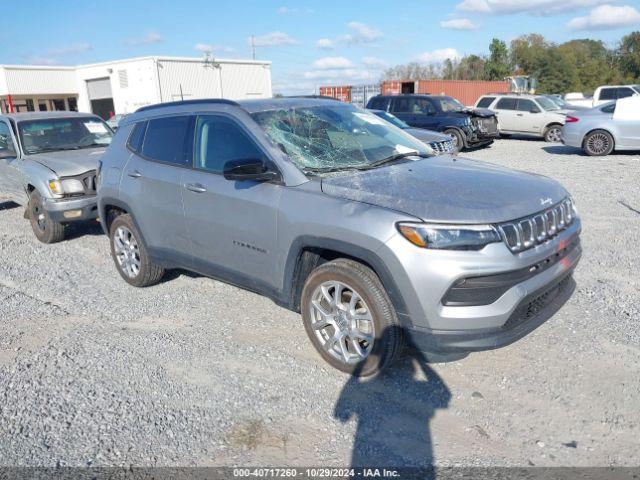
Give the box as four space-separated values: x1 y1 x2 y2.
474 117 498 134
428 139 456 155
62 170 97 197
502 273 572 330
498 198 576 253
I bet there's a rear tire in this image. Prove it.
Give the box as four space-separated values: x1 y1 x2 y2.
109 214 165 287
301 259 404 376
544 124 563 143
444 128 465 151
583 130 614 156
27 190 65 244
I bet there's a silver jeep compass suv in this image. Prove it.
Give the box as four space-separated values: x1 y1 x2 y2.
97 98 581 376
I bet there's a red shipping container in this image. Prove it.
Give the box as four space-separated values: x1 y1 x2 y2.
381 80 509 106
319 85 352 103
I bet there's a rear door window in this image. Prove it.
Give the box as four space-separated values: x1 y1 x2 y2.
495 98 517 110
477 97 495 108
141 116 194 166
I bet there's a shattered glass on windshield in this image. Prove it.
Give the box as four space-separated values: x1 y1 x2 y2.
251 105 431 173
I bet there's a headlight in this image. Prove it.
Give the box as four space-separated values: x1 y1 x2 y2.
61 179 85 194
397 222 501 250
48 179 62 195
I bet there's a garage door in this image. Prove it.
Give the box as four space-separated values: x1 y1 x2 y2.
86 78 115 120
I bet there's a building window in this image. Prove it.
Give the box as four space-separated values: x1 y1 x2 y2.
38 101 47 111
26 99 35 112
52 99 66 111
68 97 78 111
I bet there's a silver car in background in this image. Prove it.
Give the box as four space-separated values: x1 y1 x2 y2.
369 109 457 155
562 97 640 156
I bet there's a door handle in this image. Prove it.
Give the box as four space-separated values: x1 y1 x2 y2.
127 170 142 178
516 114 524 117
185 183 207 193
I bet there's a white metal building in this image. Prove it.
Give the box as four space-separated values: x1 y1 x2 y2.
0 56 272 119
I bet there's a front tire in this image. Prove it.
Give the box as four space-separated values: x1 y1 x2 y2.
443 128 465 151
109 214 165 287
544 124 563 143
27 190 65 244
301 259 404 376
583 130 614 156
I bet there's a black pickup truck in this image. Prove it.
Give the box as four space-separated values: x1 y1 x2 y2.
366 94 499 151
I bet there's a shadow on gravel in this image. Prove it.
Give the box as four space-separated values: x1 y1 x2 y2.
64 220 105 240
542 145 584 155
0 200 20 211
334 329 451 474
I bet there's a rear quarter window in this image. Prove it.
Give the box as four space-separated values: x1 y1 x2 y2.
127 121 147 153
477 97 495 108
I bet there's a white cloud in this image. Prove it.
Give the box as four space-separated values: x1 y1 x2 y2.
416 48 461 64
362 57 387 68
339 22 383 44
123 32 162 46
277 6 314 14
317 38 335 49
457 0 609 16
194 43 235 53
24 43 92 65
250 32 298 47
312 56 354 69
567 4 640 30
440 18 479 30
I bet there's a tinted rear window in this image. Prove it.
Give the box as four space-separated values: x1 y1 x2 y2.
366 97 387 110
477 97 495 108
141 116 194 166
599 88 616 101
496 98 517 110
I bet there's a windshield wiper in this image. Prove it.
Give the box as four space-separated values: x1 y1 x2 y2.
358 151 430 170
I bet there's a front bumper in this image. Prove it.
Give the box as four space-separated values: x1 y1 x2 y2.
408 267 576 353
42 195 98 222
379 217 582 352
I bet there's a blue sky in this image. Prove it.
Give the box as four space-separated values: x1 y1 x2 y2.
3 0 640 94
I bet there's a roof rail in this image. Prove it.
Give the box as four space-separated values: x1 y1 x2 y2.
136 98 240 113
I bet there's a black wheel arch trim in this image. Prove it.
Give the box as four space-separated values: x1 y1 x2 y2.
281 236 411 325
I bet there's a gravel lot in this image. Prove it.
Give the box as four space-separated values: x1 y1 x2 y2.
0 139 638 468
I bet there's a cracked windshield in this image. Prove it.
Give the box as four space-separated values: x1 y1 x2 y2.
18 118 113 155
252 105 432 173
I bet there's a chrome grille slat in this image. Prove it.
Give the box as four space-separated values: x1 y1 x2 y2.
499 199 576 253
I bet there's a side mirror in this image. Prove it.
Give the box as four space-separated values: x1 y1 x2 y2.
223 158 279 182
530 108 541 114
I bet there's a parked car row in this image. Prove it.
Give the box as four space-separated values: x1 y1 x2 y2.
0 97 582 376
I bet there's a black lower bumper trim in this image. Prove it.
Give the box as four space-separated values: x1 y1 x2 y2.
410 269 576 354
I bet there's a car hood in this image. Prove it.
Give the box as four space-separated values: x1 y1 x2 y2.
461 107 496 118
321 156 567 223
28 148 106 177
404 128 452 143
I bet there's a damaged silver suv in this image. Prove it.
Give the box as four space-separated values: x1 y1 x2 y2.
97 98 581 376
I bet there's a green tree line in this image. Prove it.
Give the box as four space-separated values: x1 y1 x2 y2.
383 32 640 94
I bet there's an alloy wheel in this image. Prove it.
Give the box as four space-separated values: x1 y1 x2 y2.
587 133 611 155
32 201 46 232
547 127 562 143
113 226 141 278
309 281 375 365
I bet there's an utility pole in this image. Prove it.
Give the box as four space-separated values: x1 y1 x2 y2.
251 35 256 60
